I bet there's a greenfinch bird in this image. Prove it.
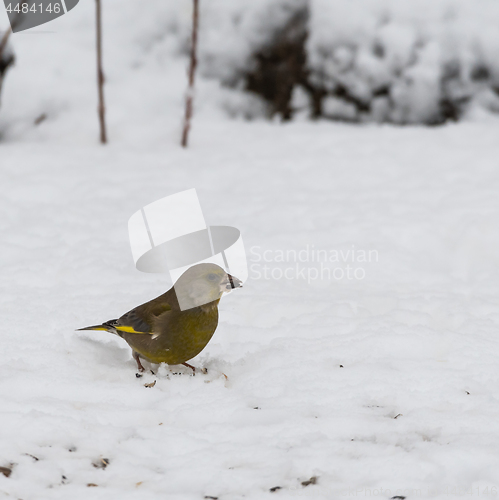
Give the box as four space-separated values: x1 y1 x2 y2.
78 263 243 373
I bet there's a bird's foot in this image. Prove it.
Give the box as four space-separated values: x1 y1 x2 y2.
133 351 146 373
182 362 197 375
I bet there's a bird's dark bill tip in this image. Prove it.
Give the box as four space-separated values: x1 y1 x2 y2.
227 274 243 289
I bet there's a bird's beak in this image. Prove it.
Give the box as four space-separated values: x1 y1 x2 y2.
228 274 243 289
223 274 243 291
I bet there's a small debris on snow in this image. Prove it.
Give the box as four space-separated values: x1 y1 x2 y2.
0 466 12 478
144 380 156 388
301 476 318 487
34 113 47 126
92 458 110 470
269 486 282 492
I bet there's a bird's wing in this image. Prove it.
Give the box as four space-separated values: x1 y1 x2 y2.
116 297 172 335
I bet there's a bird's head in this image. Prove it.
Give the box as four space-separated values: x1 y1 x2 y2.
174 263 243 310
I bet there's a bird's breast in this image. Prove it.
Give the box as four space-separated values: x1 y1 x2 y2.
133 306 219 365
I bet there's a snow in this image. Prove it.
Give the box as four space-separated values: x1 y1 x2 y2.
1 1 499 499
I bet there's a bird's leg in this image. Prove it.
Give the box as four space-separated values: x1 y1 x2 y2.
133 351 145 372
182 362 196 374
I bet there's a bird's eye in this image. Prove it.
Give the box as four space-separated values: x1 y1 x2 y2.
207 273 217 281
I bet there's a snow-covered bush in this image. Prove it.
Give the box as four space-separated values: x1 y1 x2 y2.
306 0 499 124
199 0 308 119
198 0 499 124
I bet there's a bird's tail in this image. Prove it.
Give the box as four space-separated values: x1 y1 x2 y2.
77 320 118 333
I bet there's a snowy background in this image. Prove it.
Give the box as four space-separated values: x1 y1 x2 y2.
1 1 499 499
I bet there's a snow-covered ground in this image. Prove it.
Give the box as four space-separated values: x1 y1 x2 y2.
1 2 499 499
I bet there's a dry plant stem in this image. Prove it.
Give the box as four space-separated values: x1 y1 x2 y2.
0 26 12 59
0 27 12 102
181 0 199 148
95 0 107 144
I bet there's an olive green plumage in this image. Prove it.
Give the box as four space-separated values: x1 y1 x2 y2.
78 263 242 371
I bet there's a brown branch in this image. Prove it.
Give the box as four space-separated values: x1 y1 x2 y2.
0 27 13 107
95 0 107 144
181 0 199 148
0 26 12 59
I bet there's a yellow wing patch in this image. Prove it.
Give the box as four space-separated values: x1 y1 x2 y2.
115 325 152 335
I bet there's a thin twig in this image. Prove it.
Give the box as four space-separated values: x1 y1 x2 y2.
0 26 12 58
181 0 199 148
95 0 107 144
0 27 14 107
